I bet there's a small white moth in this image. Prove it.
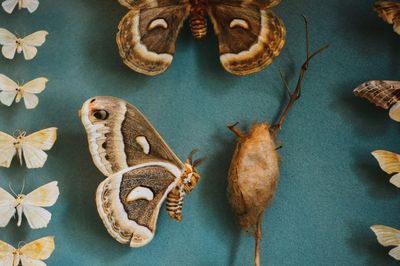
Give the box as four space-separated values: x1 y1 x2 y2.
0 74 48 109
1 0 39 14
0 28 48 60
0 236 55 266
0 181 59 229
372 150 400 188
0 127 57 169
371 225 400 260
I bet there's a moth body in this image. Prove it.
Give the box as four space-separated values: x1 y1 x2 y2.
228 123 280 230
166 162 201 221
190 0 208 39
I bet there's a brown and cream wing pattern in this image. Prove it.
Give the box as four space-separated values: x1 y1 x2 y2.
207 1 285 75
117 1 190 76
80 96 184 177
96 163 181 247
354 80 400 109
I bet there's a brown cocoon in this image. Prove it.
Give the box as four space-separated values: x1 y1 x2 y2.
227 123 279 232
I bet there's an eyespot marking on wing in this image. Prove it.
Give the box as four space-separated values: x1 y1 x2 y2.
230 19 250 30
126 187 154 202
135 136 150 154
148 19 168 30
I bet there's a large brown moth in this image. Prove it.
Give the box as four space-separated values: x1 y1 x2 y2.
79 96 204 247
116 0 286 76
353 80 400 122
227 18 327 266
374 1 400 34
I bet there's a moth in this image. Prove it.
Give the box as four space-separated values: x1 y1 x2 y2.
0 74 48 109
0 28 48 60
374 1 400 34
2 0 39 14
0 236 55 266
353 80 400 122
116 0 286 76
0 127 57 168
80 96 204 247
371 150 400 187
371 225 400 260
0 181 60 229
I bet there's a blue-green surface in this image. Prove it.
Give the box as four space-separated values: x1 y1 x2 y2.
0 0 399 265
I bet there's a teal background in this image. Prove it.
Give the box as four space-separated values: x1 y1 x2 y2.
0 0 399 265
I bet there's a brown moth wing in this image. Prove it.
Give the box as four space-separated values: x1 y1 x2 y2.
353 80 400 109
375 1 400 24
117 2 190 76
207 2 285 75
80 96 184 177
96 163 181 247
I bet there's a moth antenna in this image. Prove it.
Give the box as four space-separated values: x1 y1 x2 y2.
9 183 17 197
193 157 207 168
187 149 199 164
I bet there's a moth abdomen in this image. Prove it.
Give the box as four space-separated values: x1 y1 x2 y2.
190 4 207 39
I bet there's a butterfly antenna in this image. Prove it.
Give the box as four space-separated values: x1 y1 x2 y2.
193 157 207 168
18 241 26 249
9 182 17 197
19 178 25 195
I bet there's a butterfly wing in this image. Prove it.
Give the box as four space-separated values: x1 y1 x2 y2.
371 225 400 260
0 240 15 266
21 77 48 109
19 236 54 264
96 163 181 247
0 186 16 227
20 31 48 60
80 96 184 176
21 128 57 169
207 0 285 75
375 1 400 34
0 131 16 168
1 0 18 14
0 74 18 107
372 150 400 174
0 28 17 59
21 0 39 13
117 0 190 75
20 181 59 229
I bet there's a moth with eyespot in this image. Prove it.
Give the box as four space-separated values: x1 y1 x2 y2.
116 0 286 76
79 96 204 247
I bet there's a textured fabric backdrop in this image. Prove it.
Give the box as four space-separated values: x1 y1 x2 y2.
0 0 399 265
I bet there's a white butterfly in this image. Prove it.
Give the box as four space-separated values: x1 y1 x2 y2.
0 127 57 169
0 181 59 229
372 150 400 188
0 236 55 266
371 225 400 260
0 28 48 60
0 74 48 109
2 0 39 14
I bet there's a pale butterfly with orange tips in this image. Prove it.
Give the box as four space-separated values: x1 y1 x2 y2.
0 236 55 266
0 28 48 60
0 181 59 229
1 0 39 14
372 150 400 187
0 127 57 169
0 74 48 109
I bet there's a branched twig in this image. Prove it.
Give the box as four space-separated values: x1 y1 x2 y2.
271 16 329 138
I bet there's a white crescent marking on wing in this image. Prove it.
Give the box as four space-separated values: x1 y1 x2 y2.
135 136 150 154
148 19 168 30
126 186 154 202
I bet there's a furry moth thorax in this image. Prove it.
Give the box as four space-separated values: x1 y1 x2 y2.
80 96 203 247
